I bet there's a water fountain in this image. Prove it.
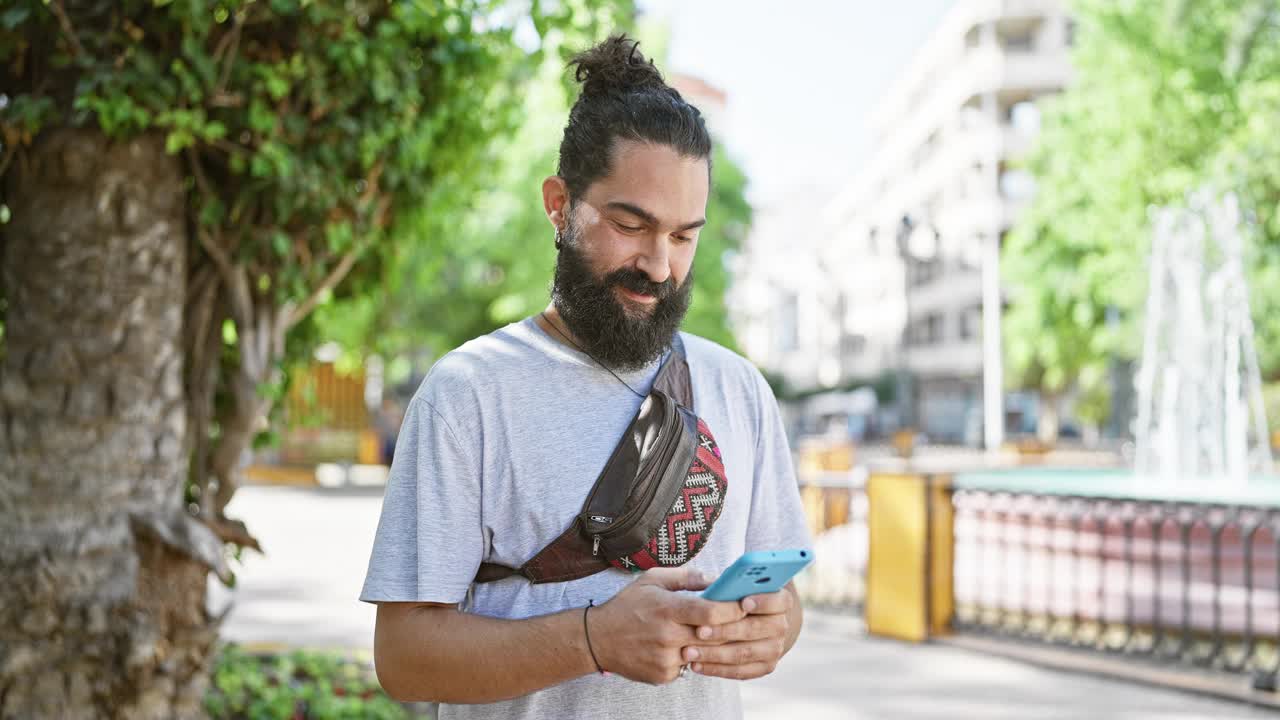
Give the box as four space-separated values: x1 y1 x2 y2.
1133 192 1274 484
803 192 1280 682
941 193 1280 682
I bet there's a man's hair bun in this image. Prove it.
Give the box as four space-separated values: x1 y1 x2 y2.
557 33 711 200
569 34 667 98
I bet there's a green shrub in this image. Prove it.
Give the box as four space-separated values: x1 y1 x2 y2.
205 644 416 720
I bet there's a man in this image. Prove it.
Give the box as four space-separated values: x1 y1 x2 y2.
360 35 811 719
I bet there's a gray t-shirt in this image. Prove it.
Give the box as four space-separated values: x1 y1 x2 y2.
360 317 812 720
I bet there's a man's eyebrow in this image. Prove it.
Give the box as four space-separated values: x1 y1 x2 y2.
605 201 706 233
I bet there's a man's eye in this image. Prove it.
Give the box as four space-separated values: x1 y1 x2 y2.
617 223 643 232
674 235 693 244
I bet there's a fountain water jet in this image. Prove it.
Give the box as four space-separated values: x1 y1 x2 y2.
1133 192 1273 483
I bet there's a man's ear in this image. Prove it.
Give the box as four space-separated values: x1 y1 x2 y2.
542 176 570 231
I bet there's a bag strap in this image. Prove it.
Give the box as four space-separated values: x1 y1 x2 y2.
474 335 692 585
653 334 693 411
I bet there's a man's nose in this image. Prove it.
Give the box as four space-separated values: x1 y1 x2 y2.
634 235 671 285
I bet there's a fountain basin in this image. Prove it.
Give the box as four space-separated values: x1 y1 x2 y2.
954 467 1280 508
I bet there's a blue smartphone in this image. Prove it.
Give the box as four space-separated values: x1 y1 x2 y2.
700 549 814 602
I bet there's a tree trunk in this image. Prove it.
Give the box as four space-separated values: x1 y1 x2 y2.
1037 392 1061 445
0 129 226 718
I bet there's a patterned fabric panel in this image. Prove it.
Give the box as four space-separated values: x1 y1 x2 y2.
610 418 729 572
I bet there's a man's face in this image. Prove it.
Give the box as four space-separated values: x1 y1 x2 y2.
551 141 710 371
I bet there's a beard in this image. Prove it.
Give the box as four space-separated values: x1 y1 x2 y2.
551 226 693 372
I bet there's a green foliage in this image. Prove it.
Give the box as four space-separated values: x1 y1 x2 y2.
313 37 753 366
1265 382 1280 433
1005 0 1280 422
205 645 412 720
5 0 556 306
1 0 631 492
686 143 752 351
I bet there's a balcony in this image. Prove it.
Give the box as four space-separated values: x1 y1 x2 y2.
1002 122 1038 158
906 339 984 376
908 269 984 315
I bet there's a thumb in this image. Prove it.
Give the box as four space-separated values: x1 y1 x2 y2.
638 566 712 592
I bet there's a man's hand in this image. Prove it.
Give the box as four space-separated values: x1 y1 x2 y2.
591 567 747 685
679 586 795 680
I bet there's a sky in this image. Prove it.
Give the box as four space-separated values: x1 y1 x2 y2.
639 0 957 208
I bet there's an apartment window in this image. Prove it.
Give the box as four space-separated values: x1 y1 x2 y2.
908 313 945 346
928 313 945 344
1065 19 1077 47
840 332 867 357
999 167 1037 201
1009 100 1041 135
961 235 984 270
999 24 1036 52
965 25 982 49
908 257 943 288
906 312 947 345
958 304 983 340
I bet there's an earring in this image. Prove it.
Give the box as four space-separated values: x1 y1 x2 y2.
554 227 564 251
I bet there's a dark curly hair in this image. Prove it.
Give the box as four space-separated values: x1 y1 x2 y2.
557 34 713 201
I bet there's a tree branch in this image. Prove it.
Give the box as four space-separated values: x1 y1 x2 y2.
186 148 254 327
194 226 254 329
185 265 220 361
281 169 392 331
185 279 224 519
215 12 242 94
48 1 88 59
284 242 364 330
0 140 18 179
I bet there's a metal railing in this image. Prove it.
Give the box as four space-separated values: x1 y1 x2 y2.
795 472 1280 686
795 480 868 613
952 489 1280 682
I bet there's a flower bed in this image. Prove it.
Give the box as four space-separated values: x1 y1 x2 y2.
205 644 420 720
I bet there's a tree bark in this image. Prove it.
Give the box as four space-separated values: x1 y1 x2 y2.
1037 392 1062 445
0 129 226 718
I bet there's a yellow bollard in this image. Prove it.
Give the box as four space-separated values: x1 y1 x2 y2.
357 429 382 465
865 471 953 642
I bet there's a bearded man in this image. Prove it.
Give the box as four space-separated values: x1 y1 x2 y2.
360 34 811 720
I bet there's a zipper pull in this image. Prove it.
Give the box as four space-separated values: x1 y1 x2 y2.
593 535 601 556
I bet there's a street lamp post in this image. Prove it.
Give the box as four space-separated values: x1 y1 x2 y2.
982 231 1004 453
896 216 915 433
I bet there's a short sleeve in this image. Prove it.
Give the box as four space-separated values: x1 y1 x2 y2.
358 394 484 604
743 370 814 555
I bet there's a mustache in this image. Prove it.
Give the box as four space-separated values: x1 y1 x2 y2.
603 267 677 299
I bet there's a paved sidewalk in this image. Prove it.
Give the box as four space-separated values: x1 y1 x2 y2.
221 485 1275 719
747 612 1274 719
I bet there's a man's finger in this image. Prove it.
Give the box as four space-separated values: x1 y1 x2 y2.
639 566 711 592
681 638 778 666
669 594 746 627
740 589 791 615
689 615 779 644
690 660 775 680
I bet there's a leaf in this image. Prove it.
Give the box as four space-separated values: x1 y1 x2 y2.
270 231 290 257
165 128 195 154
1 6 30 29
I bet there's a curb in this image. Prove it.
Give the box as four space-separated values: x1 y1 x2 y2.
800 608 1280 711
230 641 374 664
935 634 1280 711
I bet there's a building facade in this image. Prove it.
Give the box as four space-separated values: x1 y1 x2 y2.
816 0 1074 444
